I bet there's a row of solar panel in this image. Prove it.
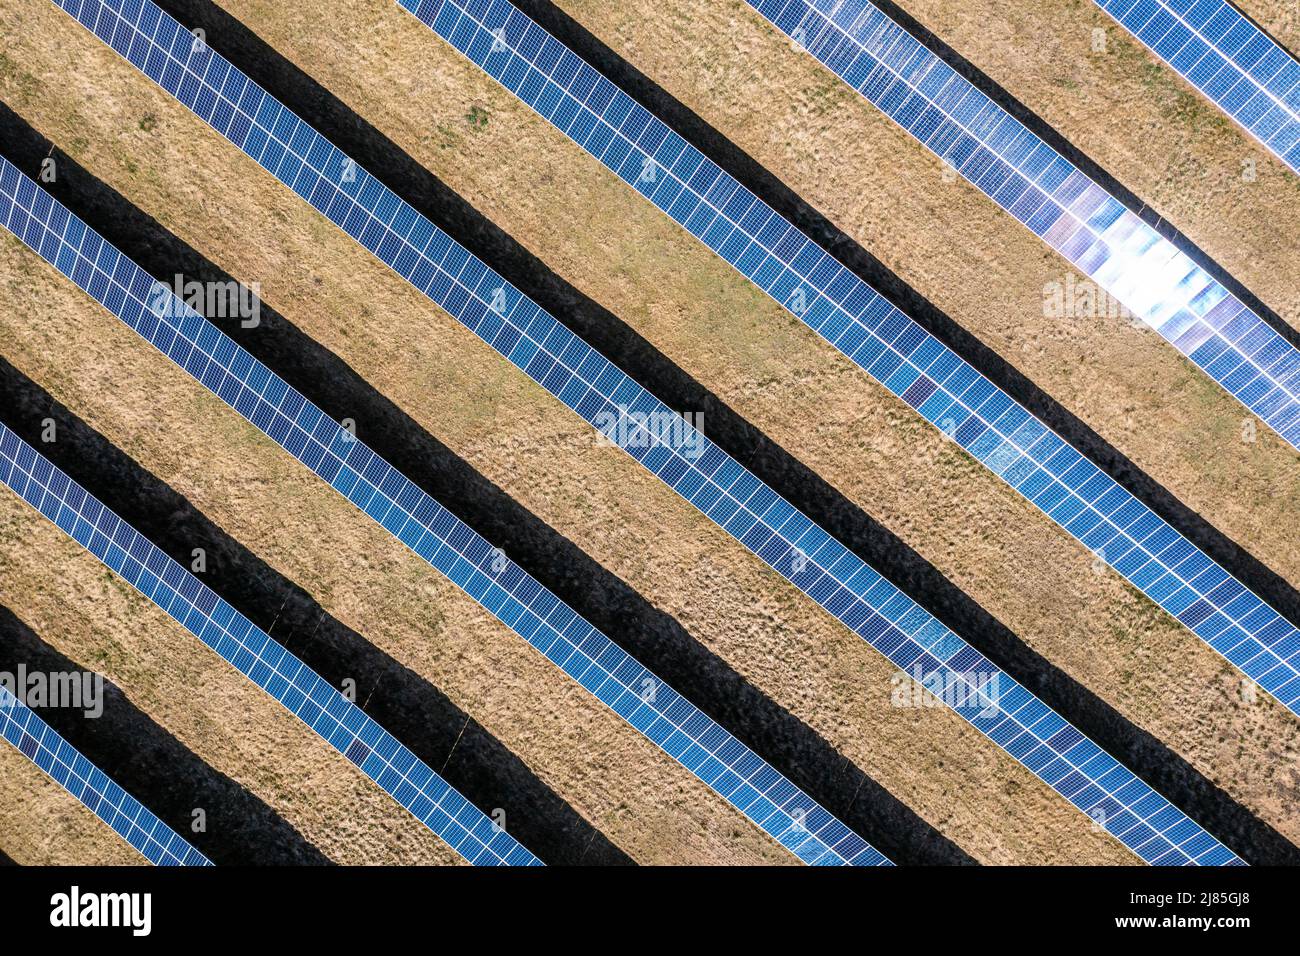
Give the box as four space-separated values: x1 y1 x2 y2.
0 683 210 865
0 420 541 866
748 0 1300 453
50 0 1245 864
1096 0 1300 174
383 0 1300 716
0 159 881 867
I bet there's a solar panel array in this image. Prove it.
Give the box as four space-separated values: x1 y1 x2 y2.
742 0 1300 454
0 159 882 868
46 0 1246 865
0 426 539 866
0 682 211 865
1095 0 1300 175
384 0 1300 718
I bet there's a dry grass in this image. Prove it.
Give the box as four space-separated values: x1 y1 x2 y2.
2 0 1295 864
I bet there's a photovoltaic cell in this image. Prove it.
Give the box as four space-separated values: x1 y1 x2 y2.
0 684 211 865
740 0 1300 454
43 0 1243 864
385 0 1298 717
1095 0 1300 175
0 162 881 868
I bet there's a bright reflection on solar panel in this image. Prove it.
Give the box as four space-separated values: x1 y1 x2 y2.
744 0 1300 454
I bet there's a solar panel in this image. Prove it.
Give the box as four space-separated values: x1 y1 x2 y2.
740 0 1300 453
383 0 1300 718
0 423 541 867
0 162 881 868
0 683 211 865
42 0 1244 864
1095 0 1300 175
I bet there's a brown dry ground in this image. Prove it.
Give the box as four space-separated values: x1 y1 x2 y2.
0 0 1150 866
0 0 1295 864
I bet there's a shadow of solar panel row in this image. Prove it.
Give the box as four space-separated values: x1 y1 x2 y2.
0 424 539 867
1096 0 1300 174
749 0 1300 454
0 162 879 867
0 683 210 865
386 0 1300 718
51 0 1244 866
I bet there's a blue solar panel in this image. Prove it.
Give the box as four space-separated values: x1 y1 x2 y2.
381 0 1300 718
0 684 211 865
740 0 1300 453
0 425 540 866
0 162 882 868
1096 0 1300 174
41 0 1245 864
